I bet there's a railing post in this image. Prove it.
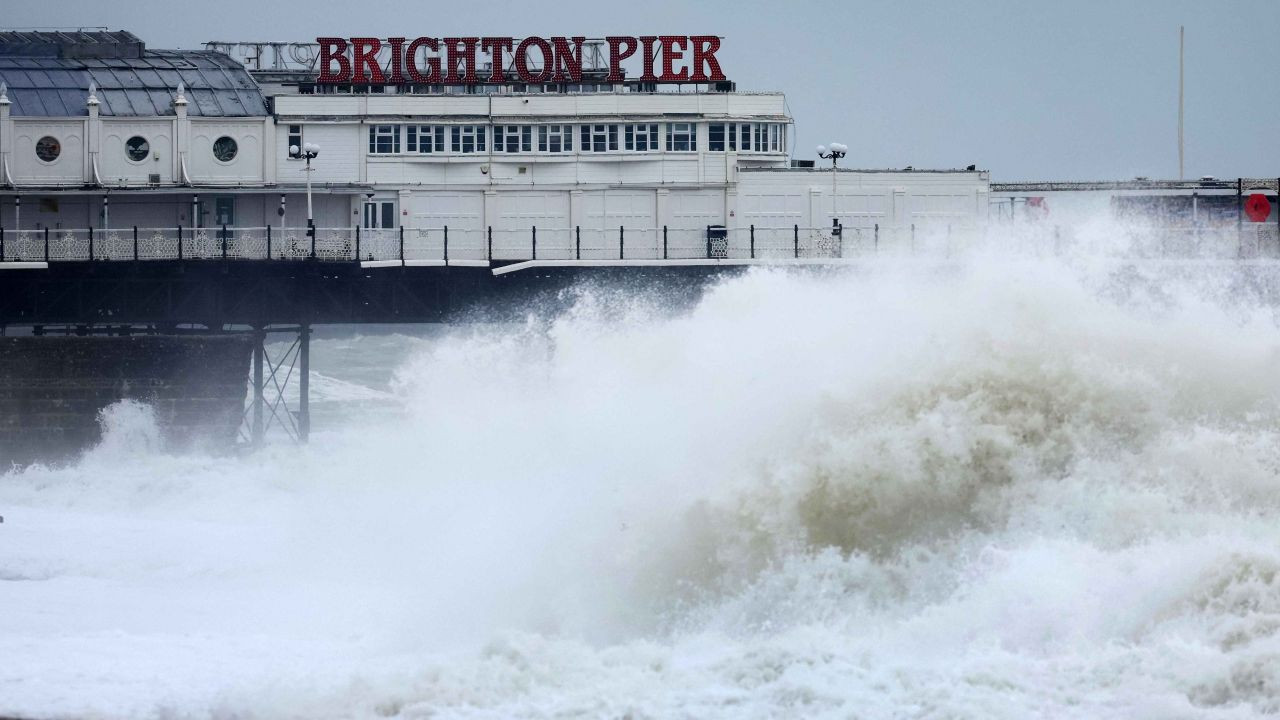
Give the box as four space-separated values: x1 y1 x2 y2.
308 219 316 259
44 227 49 262
221 224 228 259
88 226 94 260
266 224 272 260
874 223 879 253
910 223 915 254
1 227 5 262
575 225 581 260
532 225 537 260
177 225 183 260
133 226 138 261
793 224 799 258
619 225 624 260
663 225 668 260
355 224 361 261
1237 177 1244 254
706 224 711 259
399 225 405 262
487 226 493 261
749 224 755 259
443 225 449 262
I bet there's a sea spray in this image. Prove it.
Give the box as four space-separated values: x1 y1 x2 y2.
2 250 1280 718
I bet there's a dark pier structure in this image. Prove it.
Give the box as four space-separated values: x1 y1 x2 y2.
0 255 737 463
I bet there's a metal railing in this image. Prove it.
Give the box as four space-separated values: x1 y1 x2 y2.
0 222 1273 264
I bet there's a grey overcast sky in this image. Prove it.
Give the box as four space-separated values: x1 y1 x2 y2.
9 0 1278 181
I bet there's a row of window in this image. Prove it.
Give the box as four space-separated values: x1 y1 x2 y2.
30 135 239 164
357 122 786 156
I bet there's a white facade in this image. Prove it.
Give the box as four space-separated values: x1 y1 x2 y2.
0 47 991 262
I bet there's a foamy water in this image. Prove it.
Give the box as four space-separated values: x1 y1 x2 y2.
3 245 1280 718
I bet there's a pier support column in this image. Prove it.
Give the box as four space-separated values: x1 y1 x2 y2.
298 323 311 443
251 329 264 446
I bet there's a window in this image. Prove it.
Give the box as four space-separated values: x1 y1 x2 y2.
368 125 400 154
287 125 303 157
770 124 781 152
708 124 725 152
538 125 573 152
624 124 659 151
407 125 445 153
213 136 238 162
739 123 753 151
125 136 149 162
35 136 60 162
450 125 486 153
666 123 695 152
580 124 618 152
494 125 533 153
754 124 765 153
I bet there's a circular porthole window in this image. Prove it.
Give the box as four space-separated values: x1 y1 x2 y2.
125 136 150 162
212 136 238 163
35 136 61 162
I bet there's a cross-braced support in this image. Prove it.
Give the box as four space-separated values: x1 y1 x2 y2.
241 324 311 445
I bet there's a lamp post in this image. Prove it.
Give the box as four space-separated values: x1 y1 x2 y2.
817 142 847 217
290 142 319 257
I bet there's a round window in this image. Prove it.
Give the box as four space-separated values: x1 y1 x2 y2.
35 136 61 162
125 136 150 162
212 136 238 162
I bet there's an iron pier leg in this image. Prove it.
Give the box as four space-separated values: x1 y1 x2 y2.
252 329 265 447
298 323 311 443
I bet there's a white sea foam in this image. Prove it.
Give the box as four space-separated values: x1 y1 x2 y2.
2 239 1279 718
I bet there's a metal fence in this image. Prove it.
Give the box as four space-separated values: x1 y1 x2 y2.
0 222 1274 264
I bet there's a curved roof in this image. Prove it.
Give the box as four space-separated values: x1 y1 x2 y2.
0 50 268 118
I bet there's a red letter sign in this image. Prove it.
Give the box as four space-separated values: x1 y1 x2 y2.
606 36 637 82
443 37 480 83
638 36 658 82
689 36 725 82
350 37 384 83
482 37 514 82
317 37 351 83
515 37 553 83
552 37 585 82
405 37 440 83
658 36 688 82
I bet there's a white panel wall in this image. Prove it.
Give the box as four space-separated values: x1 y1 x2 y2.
11 120 84 185
99 119 174 184
408 191 485 231
276 123 361 184
187 120 264 183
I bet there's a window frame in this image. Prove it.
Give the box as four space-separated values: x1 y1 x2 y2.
35 136 61 163
494 125 533 153
624 123 659 152
125 135 150 163
708 124 725 152
666 123 695 152
450 125 486 154
579 124 619 153
407 125 446 153
368 125 401 155
286 125 303 159
212 136 239 163
537 125 573 153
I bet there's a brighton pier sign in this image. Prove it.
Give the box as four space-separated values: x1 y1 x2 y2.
316 36 726 85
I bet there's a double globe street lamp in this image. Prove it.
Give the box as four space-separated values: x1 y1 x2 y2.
817 142 848 231
289 142 321 257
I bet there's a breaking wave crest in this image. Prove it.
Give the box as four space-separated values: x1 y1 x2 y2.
3 253 1280 718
